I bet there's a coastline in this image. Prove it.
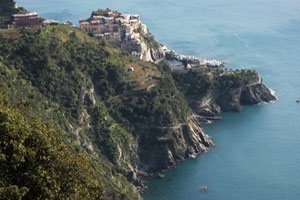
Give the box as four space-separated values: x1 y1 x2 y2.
1 2 278 199
11 1 300 200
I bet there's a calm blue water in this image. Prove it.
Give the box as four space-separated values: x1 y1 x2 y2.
17 0 300 199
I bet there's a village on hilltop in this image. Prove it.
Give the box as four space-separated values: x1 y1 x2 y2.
0 5 225 70
79 9 152 59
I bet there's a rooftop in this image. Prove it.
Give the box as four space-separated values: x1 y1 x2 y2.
13 12 38 18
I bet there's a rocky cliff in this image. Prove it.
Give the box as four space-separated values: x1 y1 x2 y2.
0 4 276 199
173 68 276 122
137 114 212 171
139 30 165 62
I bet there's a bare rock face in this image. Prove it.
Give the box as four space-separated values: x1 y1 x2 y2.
187 80 276 123
215 83 276 112
137 115 213 172
140 41 165 62
185 116 213 155
216 88 243 112
241 84 277 105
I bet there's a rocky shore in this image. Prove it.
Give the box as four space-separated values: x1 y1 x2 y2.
192 83 276 123
175 69 277 123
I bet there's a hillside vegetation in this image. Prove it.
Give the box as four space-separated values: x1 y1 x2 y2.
0 25 154 199
0 90 106 199
0 3 275 199
0 25 194 199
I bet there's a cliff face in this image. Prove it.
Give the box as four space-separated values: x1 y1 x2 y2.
241 83 276 105
136 25 165 62
173 69 276 122
136 111 212 173
140 42 164 62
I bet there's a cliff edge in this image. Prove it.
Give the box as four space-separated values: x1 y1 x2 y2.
173 68 276 122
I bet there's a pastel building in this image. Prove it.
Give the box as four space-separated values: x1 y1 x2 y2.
9 12 42 28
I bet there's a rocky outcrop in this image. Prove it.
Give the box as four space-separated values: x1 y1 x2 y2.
140 38 165 62
173 69 276 123
138 23 165 62
137 115 213 172
241 83 276 105
189 81 276 123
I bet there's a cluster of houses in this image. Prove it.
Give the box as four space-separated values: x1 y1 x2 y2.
2 9 225 68
79 10 148 57
2 9 148 59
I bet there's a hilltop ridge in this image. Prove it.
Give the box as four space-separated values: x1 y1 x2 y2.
79 8 165 62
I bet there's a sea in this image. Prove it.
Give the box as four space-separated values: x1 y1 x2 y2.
17 0 300 199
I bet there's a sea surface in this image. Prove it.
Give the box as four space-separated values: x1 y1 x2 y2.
17 0 300 199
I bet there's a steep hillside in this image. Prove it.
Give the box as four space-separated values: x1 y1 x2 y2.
0 8 275 199
0 25 213 198
0 90 108 199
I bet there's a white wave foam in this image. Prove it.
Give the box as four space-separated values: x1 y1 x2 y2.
269 87 278 101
